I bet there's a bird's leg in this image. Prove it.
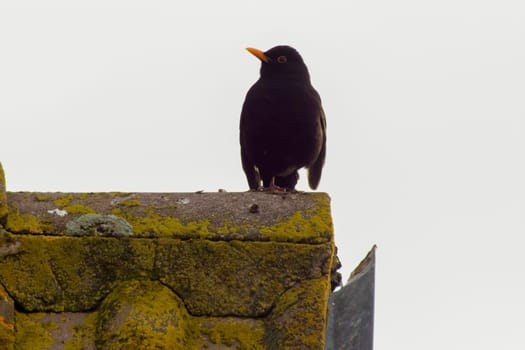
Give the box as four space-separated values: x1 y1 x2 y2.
265 177 288 194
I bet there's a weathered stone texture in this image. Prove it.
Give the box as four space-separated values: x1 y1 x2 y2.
0 187 336 349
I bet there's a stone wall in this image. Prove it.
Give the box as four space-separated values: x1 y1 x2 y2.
0 163 337 349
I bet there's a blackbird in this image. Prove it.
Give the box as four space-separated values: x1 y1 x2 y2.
240 45 326 192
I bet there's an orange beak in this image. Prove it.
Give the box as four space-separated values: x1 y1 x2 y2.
246 47 270 63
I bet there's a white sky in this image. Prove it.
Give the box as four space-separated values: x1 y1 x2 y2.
1 1 524 348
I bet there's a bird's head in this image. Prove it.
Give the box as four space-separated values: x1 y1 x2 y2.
246 45 310 81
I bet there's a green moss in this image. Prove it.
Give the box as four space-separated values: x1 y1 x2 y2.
15 313 56 350
5 205 52 234
63 204 96 215
54 194 74 207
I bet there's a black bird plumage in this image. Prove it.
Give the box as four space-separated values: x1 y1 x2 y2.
240 45 326 191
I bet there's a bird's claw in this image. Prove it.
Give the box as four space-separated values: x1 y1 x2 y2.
263 184 290 194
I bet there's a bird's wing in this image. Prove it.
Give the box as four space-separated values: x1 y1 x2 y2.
241 147 260 190
307 107 326 190
240 92 262 190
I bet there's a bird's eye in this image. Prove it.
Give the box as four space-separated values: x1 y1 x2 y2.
277 55 287 63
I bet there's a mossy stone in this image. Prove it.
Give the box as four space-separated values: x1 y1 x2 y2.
3 191 333 243
0 283 15 350
155 239 332 317
0 190 336 348
0 162 8 226
5 205 52 234
14 313 56 350
95 279 268 349
265 278 331 349
0 236 156 312
95 279 197 349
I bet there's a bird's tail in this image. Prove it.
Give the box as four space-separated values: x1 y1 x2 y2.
308 144 325 190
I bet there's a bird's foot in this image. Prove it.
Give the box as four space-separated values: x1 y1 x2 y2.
263 184 290 194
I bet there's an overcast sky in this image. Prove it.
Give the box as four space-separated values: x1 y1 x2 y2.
1 1 524 348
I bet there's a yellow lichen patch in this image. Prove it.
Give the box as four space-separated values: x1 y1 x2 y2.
119 198 141 207
0 191 336 348
112 207 212 238
34 194 51 202
95 280 270 349
109 192 131 197
127 239 156 276
63 204 96 215
265 278 331 349
0 285 14 343
78 193 89 200
201 318 265 349
0 235 157 312
61 313 97 350
0 230 333 317
54 194 74 207
15 313 56 350
62 337 84 350
259 195 333 243
214 218 247 237
2 236 334 347
0 316 14 330
0 316 15 350
156 239 332 317
0 236 62 311
5 205 52 234
96 279 199 349
14 312 97 350
0 284 10 300
0 162 6 225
